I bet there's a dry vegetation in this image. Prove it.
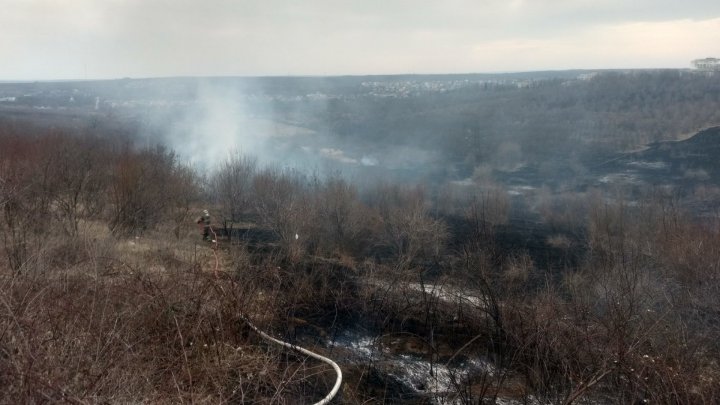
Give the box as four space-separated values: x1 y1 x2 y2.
2 122 719 403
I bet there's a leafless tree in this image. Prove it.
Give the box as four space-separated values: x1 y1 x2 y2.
370 183 448 266
213 152 257 222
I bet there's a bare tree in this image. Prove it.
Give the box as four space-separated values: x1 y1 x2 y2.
51 136 108 236
370 184 448 266
252 167 311 257
311 175 368 255
109 145 193 236
213 152 257 222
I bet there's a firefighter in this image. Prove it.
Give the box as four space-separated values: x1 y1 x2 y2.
197 209 211 241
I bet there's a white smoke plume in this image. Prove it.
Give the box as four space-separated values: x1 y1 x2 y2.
165 81 269 170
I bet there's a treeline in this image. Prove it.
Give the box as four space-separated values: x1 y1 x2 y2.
0 125 199 270
1 121 501 270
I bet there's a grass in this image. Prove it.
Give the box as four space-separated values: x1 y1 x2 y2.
0 227 342 404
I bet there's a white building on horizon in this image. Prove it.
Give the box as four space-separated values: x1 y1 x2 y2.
692 58 720 71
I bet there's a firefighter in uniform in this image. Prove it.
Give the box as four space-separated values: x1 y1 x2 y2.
197 209 211 241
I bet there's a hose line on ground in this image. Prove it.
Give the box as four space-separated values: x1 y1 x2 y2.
208 225 343 404
239 314 343 405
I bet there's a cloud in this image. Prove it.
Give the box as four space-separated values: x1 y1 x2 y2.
361 156 379 166
1 1 719 79
471 18 720 70
319 148 358 164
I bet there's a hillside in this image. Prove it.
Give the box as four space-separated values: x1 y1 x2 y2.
2 76 720 403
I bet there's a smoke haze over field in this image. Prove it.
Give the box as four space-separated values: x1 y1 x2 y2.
164 82 264 170
1 1 720 80
3 69 720 185
41 70 706 186
154 80 362 174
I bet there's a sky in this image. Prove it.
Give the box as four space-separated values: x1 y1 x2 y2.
1 0 719 80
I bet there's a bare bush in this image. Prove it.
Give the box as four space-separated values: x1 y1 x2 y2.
212 152 257 222
0 131 59 271
535 187 589 232
50 136 109 235
310 175 370 256
369 184 448 266
252 167 311 258
109 146 197 236
0 236 341 403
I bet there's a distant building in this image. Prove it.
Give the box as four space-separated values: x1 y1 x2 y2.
691 58 720 71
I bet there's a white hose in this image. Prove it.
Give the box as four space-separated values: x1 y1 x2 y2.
209 224 341 403
242 316 343 405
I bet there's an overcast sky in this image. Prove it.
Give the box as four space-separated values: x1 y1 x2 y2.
1 0 719 80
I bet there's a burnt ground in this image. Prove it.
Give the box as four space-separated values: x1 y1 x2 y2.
492 126 720 250
590 126 720 191
492 126 720 194
433 127 720 299
632 126 720 176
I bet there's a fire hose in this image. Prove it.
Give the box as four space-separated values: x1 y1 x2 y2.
207 225 343 404
239 313 343 405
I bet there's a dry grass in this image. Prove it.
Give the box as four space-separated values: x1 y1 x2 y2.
0 232 338 404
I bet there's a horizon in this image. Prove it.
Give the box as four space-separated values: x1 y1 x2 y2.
0 66 701 84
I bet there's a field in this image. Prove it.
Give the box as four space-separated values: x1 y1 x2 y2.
2 71 720 403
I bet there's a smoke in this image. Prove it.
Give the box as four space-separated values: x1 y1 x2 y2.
144 77 450 183
159 79 358 175
163 81 271 171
